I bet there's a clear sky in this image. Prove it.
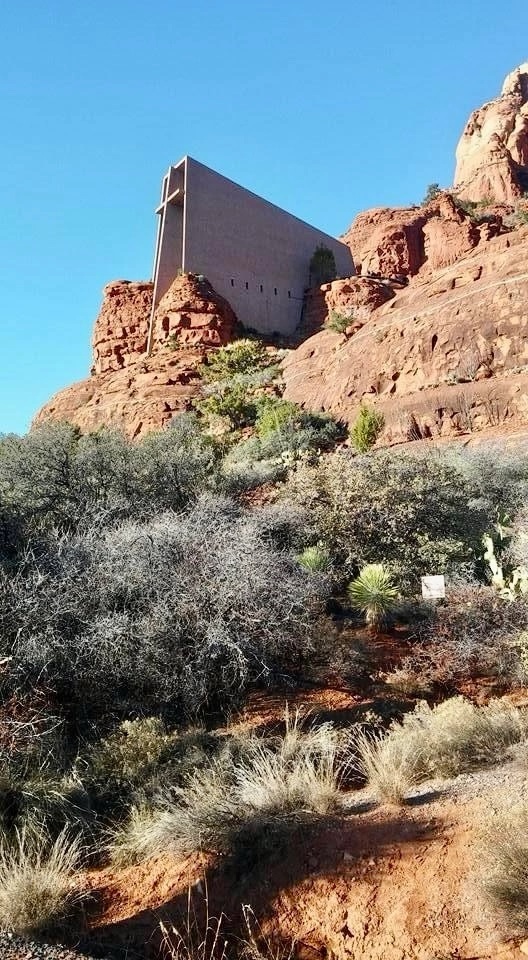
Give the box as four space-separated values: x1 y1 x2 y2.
2 0 527 434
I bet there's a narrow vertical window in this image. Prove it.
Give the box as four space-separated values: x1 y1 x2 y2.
230 278 235 287
260 284 263 293
274 288 278 296
245 281 249 290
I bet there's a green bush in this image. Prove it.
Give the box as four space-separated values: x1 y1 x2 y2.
199 339 268 382
351 404 385 452
422 183 442 204
297 544 331 573
283 449 494 591
198 383 258 428
255 398 300 437
325 310 350 333
309 245 337 286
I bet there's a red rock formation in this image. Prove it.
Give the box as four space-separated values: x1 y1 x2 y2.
35 274 238 437
454 62 528 202
93 281 152 375
151 273 238 350
343 194 503 279
282 225 528 443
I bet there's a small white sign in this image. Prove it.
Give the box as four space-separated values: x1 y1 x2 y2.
421 575 446 599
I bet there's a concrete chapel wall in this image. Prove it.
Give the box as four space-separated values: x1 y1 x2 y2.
181 158 354 336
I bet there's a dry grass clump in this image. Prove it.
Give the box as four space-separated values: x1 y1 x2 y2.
356 696 525 804
160 883 228 960
0 830 84 936
110 713 347 866
382 666 433 698
480 805 528 931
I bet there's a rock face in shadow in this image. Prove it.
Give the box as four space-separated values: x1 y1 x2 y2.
454 62 528 202
35 274 238 437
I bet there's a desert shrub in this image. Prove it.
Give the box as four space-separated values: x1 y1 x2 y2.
382 666 432 698
0 830 84 936
283 449 490 590
0 416 219 533
110 716 346 865
86 718 173 790
0 496 24 565
325 310 350 334
2 497 327 727
416 583 528 682
0 773 92 848
223 409 345 481
347 563 398 628
198 384 258 428
481 805 528 931
440 446 528 523
422 183 442 204
85 720 227 816
255 399 300 437
220 457 288 493
355 697 524 804
200 340 268 382
351 404 385 452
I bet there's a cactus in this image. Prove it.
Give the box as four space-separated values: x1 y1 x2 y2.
482 531 528 600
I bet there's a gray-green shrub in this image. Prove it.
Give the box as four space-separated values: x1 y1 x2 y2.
1 497 327 727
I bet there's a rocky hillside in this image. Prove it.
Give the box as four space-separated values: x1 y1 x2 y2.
35 63 528 444
282 224 528 443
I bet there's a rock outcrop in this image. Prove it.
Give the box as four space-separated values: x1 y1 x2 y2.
35 274 238 437
343 194 504 279
282 225 528 443
454 62 528 202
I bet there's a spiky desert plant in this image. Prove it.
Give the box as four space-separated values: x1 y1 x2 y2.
0 830 84 936
347 563 398 629
297 544 330 573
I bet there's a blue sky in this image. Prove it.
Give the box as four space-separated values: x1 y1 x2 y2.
2 0 528 434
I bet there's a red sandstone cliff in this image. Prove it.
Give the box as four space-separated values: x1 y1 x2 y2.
342 194 504 279
282 224 528 442
35 274 238 437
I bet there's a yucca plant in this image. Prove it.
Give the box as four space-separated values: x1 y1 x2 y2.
297 544 331 573
347 563 398 629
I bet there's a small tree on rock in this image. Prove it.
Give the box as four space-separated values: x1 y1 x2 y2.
351 404 385 453
309 245 337 286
